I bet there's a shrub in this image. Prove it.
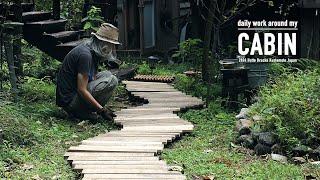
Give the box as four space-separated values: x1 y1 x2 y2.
250 67 320 150
172 39 204 69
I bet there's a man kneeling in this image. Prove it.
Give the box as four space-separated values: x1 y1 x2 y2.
56 23 120 121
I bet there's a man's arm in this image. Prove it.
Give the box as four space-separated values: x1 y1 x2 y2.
77 73 103 111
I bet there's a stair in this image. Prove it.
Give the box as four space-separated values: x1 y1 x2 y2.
2 2 87 61
22 11 52 22
44 31 81 44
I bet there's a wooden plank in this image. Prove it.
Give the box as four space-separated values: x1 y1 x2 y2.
115 115 180 121
80 141 165 148
107 131 181 136
64 152 155 158
122 125 194 132
87 136 174 142
121 122 192 126
81 140 163 146
82 173 185 179
68 156 159 161
72 160 167 165
68 145 163 153
127 88 178 92
74 164 168 171
82 168 172 174
96 133 179 138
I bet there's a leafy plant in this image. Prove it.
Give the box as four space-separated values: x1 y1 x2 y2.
250 67 320 150
83 6 104 33
136 61 152 75
172 39 204 69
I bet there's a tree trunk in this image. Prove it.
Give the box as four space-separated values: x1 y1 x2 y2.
202 1 215 83
4 36 18 97
211 24 220 76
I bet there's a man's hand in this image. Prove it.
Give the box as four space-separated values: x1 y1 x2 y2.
97 107 116 121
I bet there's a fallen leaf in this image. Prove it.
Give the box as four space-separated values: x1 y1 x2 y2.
32 175 42 180
202 175 215 180
22 164 34 171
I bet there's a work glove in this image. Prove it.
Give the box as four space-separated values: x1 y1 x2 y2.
97 107 116 121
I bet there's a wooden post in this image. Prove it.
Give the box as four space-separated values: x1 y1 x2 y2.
138 0 144 55
53 0 60 20
124 0 129 49
13 0 23 76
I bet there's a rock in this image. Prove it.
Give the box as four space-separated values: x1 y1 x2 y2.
252 115 262 122
237 135 255 149
254 143 271 155
168 165 183 172
271 144 282 154
258 132 276 146
293 157 307 164
310 146 320 160
235 108 249 119
310 161 320 165
271 154 288 163
292 145 312 157
203 149 213 154
235 119 253 135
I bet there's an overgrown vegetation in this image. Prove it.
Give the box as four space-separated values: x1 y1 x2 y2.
250 66 320 151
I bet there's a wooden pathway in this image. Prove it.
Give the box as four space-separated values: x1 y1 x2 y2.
65 81 204 180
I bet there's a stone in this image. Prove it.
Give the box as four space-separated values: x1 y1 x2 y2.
235 108 249 119
310 161 320 165
271 154 288 163
292 145 312 157
168 165 183 172
237 135 255 149
254 143 271 155
292 157 307 164
252 115 262 122
271 144 282 154
235 119 253 135
309 146 320 160
258 132 276 146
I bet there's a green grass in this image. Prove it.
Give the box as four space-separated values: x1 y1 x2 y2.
0 77 125 179
162 104 320 179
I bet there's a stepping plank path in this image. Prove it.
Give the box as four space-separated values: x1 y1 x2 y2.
65 81 204 180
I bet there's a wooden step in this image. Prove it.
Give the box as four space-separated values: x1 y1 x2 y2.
25 19 67 33
44 31 81 44
22 11 51 22
0 3 34 13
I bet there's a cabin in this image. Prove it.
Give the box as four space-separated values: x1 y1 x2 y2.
299 0 320 60
85 0 192 57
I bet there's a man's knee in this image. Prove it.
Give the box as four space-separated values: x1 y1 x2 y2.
110 75 118 89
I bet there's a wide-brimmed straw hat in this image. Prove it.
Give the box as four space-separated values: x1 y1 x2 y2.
91 23 121 45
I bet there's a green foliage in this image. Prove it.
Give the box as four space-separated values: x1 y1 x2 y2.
136 61 152 75
0 77 127 178
83 6 104 33
22 40 61 79
172 39 204 69
174 74 222 101
250 68 320 150
162 101 316 179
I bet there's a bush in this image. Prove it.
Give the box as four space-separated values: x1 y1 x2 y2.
249 67 320 150
172 39 204 69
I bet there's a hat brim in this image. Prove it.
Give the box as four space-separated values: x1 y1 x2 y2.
92 32 121 45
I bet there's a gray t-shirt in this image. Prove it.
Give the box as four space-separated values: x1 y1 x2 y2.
56 44 98 107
